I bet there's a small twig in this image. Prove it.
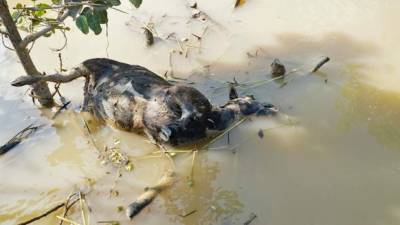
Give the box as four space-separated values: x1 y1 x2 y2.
109 6 128 14
202 117 248 150
179 209 197 218
143 27 154 46
151 150 193 154
18 202 65 225
0 124 41 155
56 216 81 225
20 10 69 48
243 213 257 225
50 29 68 52
27 40 36 53
311 57 330 73
81 116 101 152
98 221 120 224
58 52 64 72
105 23 110 57
79 192 87 225
188 150 197 186
52 101 71 119
59 193 80 225
1 33 14 51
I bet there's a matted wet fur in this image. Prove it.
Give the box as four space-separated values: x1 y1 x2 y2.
12 58 278 145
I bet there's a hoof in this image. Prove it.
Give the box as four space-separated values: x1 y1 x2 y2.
159 126 172 142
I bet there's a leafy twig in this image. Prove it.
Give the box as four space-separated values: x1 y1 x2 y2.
20 10 69 48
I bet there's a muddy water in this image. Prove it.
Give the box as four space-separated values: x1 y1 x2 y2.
1 0 400 225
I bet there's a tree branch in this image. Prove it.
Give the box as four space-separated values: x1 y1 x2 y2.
11 65 88 86
20 10 69 48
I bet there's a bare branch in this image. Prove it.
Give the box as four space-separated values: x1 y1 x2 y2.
11 65 88 87
20 10 69 48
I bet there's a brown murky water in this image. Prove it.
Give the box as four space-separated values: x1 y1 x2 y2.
1 0 400 225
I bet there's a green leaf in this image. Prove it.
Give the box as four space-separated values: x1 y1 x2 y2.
32 9 46 17
129 0 142 8
93 0 112 7
43 31 52 37
107 0 121 6
93 8 108 24
11 11 20 20
81 7 102 35
36 3 50 10
75 15 89 34
80 7 91 17
51 0 61 4
31 18 41 27
12 11 24 24
88 16 102 35
15 3 23 9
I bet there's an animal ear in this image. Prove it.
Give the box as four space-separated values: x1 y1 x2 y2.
229 86 238 100
246 94 255 100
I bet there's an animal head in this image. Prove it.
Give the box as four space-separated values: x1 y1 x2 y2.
225 86 278 116
144 85 213 145
208 86 278 131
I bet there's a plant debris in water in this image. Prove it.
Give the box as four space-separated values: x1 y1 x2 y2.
18 192 80 225
99 138 134 171
258 129 264 138
0 123 41 155
143 27 154 46
243 213 257 225
311 56 330 73
52 101 71 119
98 221 120 225
235 0 246 8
